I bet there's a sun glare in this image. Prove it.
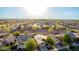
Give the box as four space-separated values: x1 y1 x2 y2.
24 7 47 18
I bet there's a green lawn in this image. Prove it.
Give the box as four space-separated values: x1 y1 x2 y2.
0 46 11 51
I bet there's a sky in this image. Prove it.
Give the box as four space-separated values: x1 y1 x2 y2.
47 7 79 19
0 7 27 19
0 7 79 19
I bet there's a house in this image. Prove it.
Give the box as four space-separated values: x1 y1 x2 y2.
68 32 79 38
37 42 48 51
0 33 8 38
54 43 66 50
0 29 6 33
17 44 25 51
55 34 64 41
34 34 48 51
52 29 66 34
36 29 48 35
2 36 15 46
34 34 47 45
57 46 70 51
0 29 9 38
32 23 41 30
16 35 32 42
67 31 76 37
67 31 78 41
11 24 21 32
25 24 32 30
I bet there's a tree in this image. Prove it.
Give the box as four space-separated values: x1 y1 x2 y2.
53 25 56 30
24 31 29 35
63 34 72 45
20 24 25 33
13 31 20 37
48 27 53 32
24 38 37 51
32 24 41 30
1 25 4 29
46 36 54 46
5 27 11 33
43 25 50 30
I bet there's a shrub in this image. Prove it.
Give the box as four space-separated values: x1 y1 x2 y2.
63 34 72 45
13 31 20 37
48 27 53 32
24 38 37 51
43 25 50 30
46 36 54 46
24 31 29 35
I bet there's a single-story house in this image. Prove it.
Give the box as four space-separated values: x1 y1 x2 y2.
2 36 15 46
16 35 32 42
37 42 48 51
52 29 66 34
17 44 25 51
0 29 9 38
34 34 47 45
